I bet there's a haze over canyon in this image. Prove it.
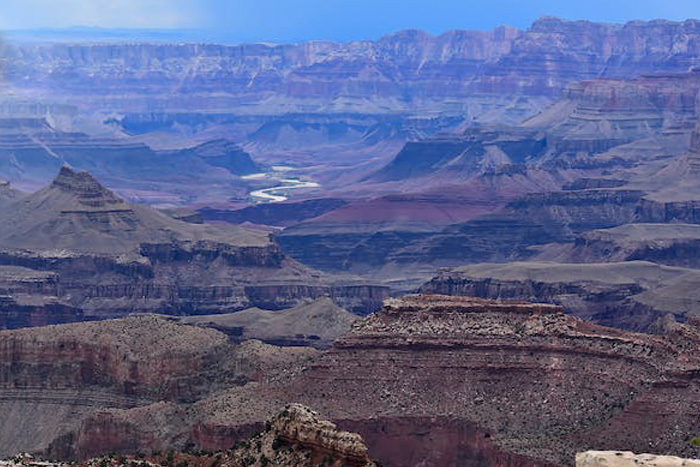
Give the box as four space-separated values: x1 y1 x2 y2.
4 11 700 467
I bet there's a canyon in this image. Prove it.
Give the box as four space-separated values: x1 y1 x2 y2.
0 165 387 329
6 14 700 467
5 294 700 466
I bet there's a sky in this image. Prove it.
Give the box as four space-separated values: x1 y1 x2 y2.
1 0 700 43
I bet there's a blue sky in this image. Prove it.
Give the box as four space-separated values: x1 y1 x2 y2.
2 0 700 42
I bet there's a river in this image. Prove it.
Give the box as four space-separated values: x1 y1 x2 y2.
243 166 321 203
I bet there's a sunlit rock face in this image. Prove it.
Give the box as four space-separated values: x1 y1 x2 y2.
576 451 700 467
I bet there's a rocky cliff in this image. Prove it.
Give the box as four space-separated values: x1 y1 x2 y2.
0 167 387 326
0 315 239 458
7 294 700 465
175 294 700 466
8 18 700 116
549 224 700 268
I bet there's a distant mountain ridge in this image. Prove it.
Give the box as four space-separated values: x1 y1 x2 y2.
8 17 700 119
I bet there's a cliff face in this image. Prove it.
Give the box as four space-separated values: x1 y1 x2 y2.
175 294 700 466
0 167 387 325
6 295 700 466
0 315 240 458
8 18 700 115
552 224 700 269
287 295 700 465
0 315 232 401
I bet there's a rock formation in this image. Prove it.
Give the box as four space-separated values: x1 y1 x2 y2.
6 294 700 465
7 18 700 117
175 294 700 466
227 404 377 467
420 260 700 330
546 224 700 268
576 451 700 467
0 315 236 458
2 404 378 467
0 166 388 326
180 297 359 349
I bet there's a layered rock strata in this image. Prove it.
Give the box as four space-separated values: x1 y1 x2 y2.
0 167 387 326
8 295 700 465
420 261 700 330
0 315 239 458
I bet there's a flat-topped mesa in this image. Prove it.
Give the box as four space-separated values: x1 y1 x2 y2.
49 165 127 209
336 294 670 360
383 294 563 316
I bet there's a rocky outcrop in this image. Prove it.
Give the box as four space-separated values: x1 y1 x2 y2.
232 404 377 467
576 451 700 467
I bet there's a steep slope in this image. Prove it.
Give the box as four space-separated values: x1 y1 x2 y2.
0 167 388 323
2 404 379 467
175 139 261 176
0 165 269 254
0 315 236 458
0 118 254 203
187 295 700 466
6 295 700 465
9 18 700 117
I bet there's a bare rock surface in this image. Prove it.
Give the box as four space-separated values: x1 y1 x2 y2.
576 451 700 467
0 315 238 458
0 167 387 325
8 295 700 466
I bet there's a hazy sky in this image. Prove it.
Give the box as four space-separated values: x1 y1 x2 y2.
2 0 700 42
